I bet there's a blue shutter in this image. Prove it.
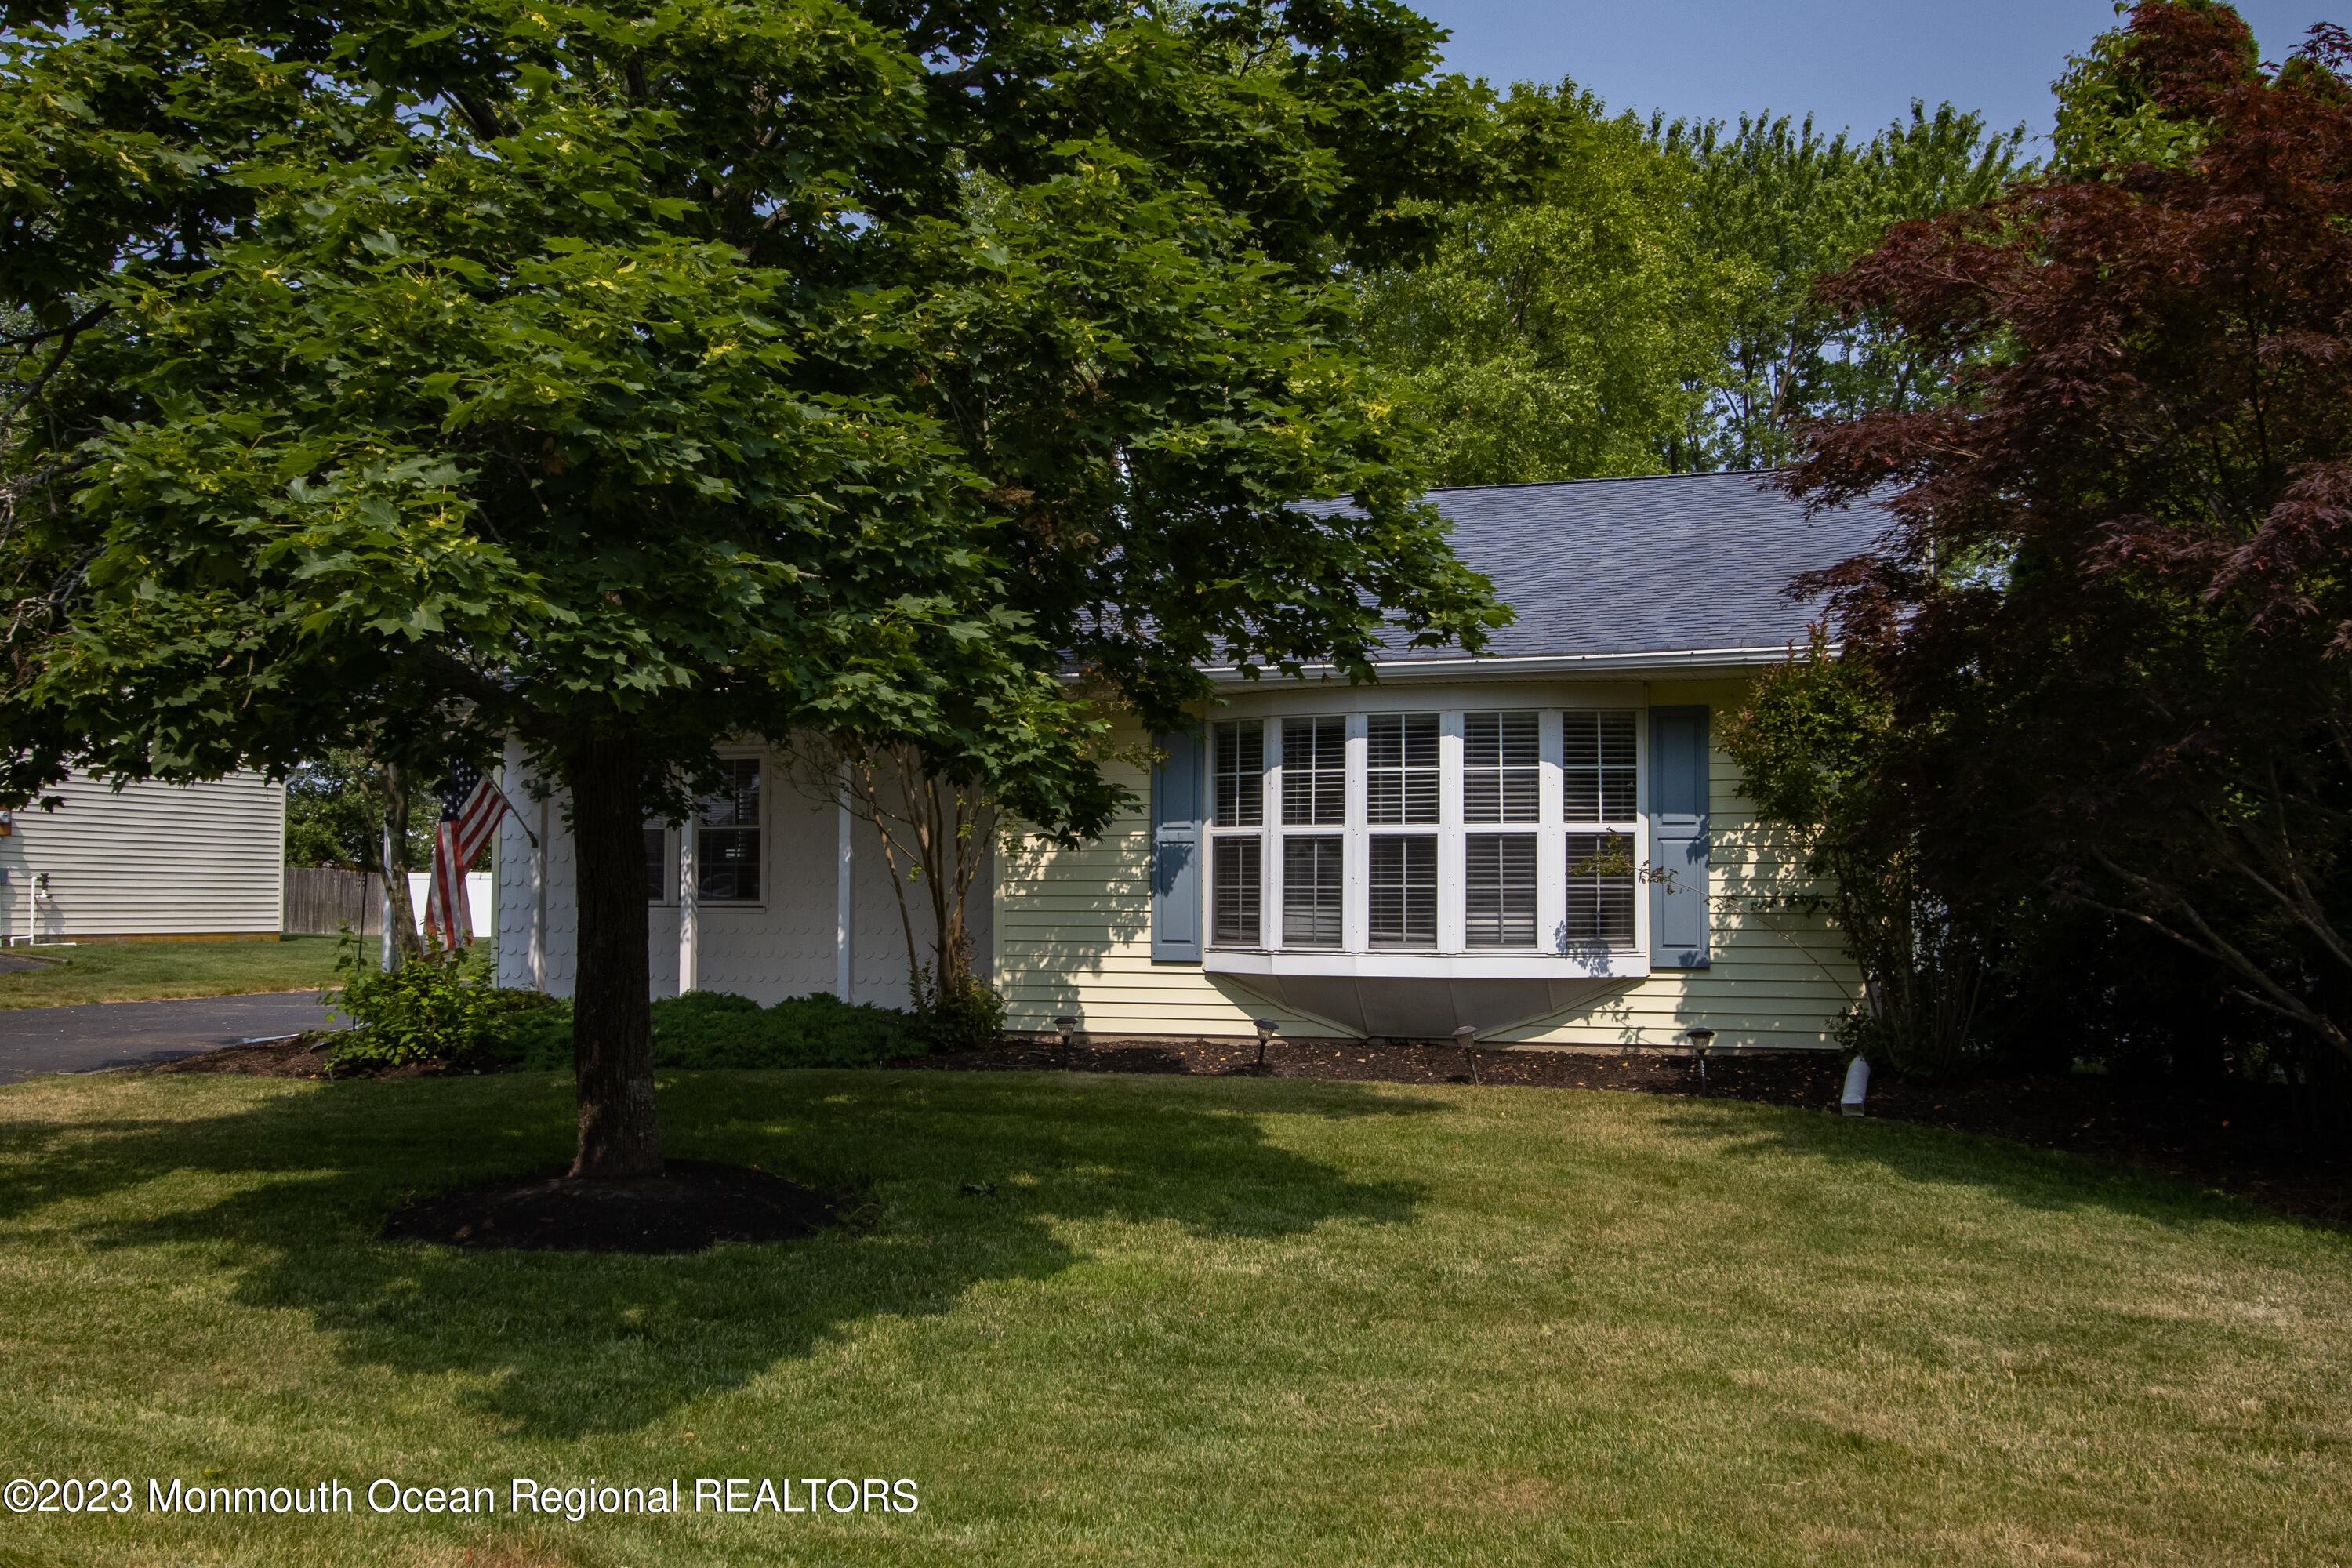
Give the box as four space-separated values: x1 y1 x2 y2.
1649 706 1711 968
1151 731 1204 962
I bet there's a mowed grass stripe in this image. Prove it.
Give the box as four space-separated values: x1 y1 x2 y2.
0 1068 2343 1566
0 935 374 1009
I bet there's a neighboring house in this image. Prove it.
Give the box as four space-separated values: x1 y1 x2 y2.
0 771 286 944
495 473 1875 1048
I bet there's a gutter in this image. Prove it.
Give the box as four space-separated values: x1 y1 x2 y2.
1195 644 1806 682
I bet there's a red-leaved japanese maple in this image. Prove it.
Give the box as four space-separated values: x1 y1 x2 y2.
1784 2 2352 1062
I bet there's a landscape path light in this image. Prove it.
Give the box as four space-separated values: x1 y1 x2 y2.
1054 1015 1079 1048
1684 1027 1716 1094
1253 1018 1279 1073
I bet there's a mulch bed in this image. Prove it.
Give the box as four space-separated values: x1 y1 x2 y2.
382 1159 838 1254
906 1036 2352 1229
147 1035 456 1080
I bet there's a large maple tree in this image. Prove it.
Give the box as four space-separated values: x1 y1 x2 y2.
0 0 1506 1174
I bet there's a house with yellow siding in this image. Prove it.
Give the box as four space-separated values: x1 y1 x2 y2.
499 472 1869 1051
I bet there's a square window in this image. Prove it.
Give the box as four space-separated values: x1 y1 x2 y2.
1213 721 1264 828
696 757 760 902
1282 836 1345 946
1282 717 1346 825
1563 711 1638 822
1367 713 1439 825
1465 833 1537 946
1213 836 1261 946
1464 711 1539 824
1565 832 1637 948
1367 835 1437 947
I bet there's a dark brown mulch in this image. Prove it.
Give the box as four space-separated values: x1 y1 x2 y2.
146 1035 457 1080
383 1159 838 1254
148 1036 338 1077
906 1036 2352 1228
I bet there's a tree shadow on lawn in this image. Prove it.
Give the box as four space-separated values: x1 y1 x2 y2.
1648 1094 2332 1234
5 1070 1440 1439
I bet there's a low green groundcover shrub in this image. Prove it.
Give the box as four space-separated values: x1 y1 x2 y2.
325 935 562 1070
477 989 917 1073
328 927 930 1072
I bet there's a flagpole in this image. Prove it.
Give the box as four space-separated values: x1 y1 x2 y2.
493 782 539 848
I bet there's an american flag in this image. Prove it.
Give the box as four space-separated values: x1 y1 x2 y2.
423 758 506 949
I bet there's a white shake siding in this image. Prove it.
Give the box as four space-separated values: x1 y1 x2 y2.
994 679 1862 1051
0 771 285 942
495 735 985 1008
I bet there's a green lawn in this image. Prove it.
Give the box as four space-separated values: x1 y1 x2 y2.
0 935 397 1008
0 1069 2344 1567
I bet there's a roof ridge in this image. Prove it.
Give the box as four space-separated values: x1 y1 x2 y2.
1424 470 1785 495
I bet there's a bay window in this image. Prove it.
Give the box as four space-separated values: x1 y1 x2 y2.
1205 706 1646 959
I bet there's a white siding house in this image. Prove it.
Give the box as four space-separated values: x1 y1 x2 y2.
0 771 286 943
498 474 1874 1051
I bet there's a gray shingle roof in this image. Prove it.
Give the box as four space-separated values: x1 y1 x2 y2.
1386 471 1884 662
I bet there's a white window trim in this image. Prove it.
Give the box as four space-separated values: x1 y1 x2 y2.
1203 703 1650 972
646 822 675 908
689 750 768 911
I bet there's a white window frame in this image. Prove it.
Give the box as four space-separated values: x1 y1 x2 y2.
690 750 768 910
644 822 674 907
1202 696 1650 972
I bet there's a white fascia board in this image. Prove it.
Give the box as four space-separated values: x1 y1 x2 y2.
1195 646 1806 683
1205 949 1650 982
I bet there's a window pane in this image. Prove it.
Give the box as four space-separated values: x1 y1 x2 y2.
1214 721 1264 828
1367 835 1437 947
1464 711 1539 824
1213 837 1261 946
644 828 666 902
699 757 759 826
1281 717 1346 826
1465 833 1537 947
698 828 760 902
1367 713 1439 825
1564 710 1639 823
1281 836 1344 946
696 758 760 902
1564 833 1637 948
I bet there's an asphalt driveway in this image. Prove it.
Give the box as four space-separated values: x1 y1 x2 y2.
0 992 348 1084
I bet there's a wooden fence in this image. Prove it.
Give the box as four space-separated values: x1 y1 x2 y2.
282 867 383 935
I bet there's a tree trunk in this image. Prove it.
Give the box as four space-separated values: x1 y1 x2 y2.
378 763 425 967
565 731 663 1178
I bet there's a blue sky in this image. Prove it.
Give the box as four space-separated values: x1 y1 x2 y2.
1414 1 2342 146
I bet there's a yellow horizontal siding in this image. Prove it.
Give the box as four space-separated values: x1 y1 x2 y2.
993 681 1861 1049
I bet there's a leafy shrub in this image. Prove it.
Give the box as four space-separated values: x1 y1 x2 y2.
906 971 1007 1054
478 989 916 1073
325 932 562 1069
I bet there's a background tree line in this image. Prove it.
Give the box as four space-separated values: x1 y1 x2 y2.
1353 85 2030 485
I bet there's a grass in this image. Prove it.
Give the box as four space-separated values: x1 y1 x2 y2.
0 935 401 1008
0 1069 2346 1567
